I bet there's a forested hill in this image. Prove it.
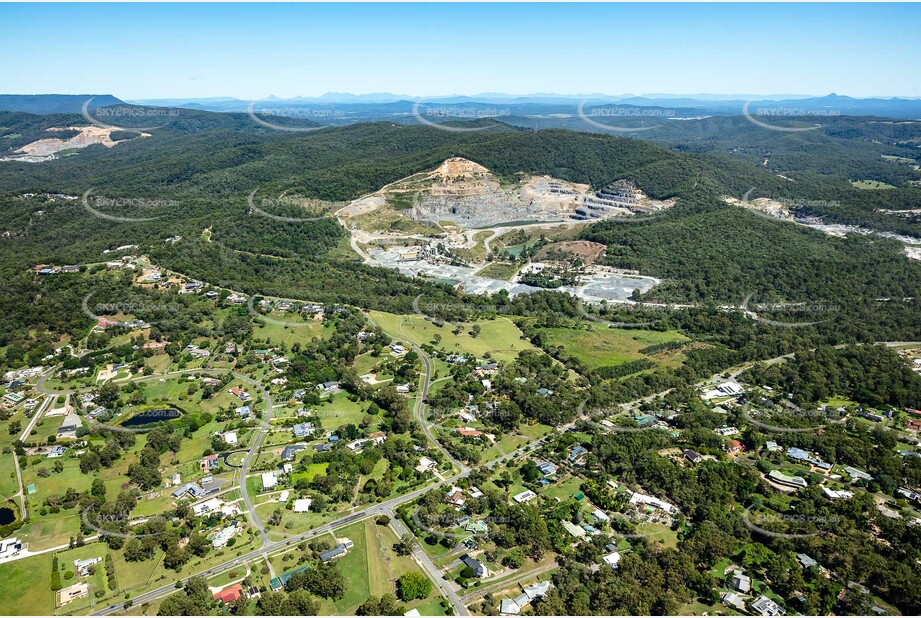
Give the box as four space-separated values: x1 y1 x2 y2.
0 94 124 114
0 109 781 201
2 110 920 342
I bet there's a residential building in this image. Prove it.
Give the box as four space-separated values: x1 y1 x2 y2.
262 472 278 491
292 422 315 438
562 520 586 538
683 449 702 464
270 565 310 591
513 490 537 504
822 487 854 500
74 557 101 576
0 538 22 559
293 498 312 513
602 551 621 570
786 446 832 470
721 592 746 611
460 554 488 578
58 583 89 605
797 554 818 569
844 466 873 483
446 488 466 507
732 570 752 593
57 411 83 440
499 581 553 615
47 445 67 458
319 542 350 562
200 454 219 472
282 445 306 462
592 509 611 524
768 469 808 490
211 524 238 548
751 595 786 616
213 584 245 605
629 492 678 514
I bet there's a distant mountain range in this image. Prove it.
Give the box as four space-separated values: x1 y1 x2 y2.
0 94 124 114
128 93 921 119
1 92 920 120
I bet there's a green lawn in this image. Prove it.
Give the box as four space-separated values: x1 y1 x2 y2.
475 262 520 280
316 395 371 431
535 325 687 369
851 179 897 190
252 315 327 347
369 311 536 364
0 551 56 615
318 520 435 615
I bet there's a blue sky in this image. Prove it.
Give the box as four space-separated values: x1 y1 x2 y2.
2 3 919 99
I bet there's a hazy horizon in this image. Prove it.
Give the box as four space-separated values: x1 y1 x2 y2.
2 3 919 100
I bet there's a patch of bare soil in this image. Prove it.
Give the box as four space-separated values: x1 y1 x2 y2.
535 240 607 266
16 126 149 157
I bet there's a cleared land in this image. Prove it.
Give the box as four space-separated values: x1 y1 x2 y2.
369 311 536 364
535 325 688 369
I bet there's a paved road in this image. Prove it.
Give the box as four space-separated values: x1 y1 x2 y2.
34 366 275 547
364 311 469 476
459 561 559 603
10 394 55 520
388 509 469 616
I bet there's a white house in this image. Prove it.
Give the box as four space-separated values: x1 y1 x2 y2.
262 472 278 491
513 490 537 504
293 498 312 513
602 551 621 570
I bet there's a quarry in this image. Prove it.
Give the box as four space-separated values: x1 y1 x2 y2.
338 158 668 302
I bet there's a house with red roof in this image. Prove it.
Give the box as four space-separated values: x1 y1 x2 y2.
213 583 245 605
458 427 483 438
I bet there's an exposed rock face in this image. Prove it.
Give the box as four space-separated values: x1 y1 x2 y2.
341 157 674 229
